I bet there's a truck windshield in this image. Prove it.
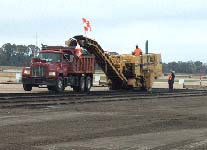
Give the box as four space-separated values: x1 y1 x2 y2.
37 52 62 62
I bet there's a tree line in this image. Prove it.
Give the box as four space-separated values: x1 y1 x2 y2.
163 61 207 74
0 43 39 66
0 43 207 74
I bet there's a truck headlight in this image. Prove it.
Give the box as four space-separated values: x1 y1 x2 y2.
23 69 30 75
49 72 56 76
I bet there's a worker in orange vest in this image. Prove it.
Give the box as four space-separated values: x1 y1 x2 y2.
168 71 175 91
133 45 142 56
75 41 82 58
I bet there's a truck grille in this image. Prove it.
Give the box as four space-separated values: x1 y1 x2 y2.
32 66 46 77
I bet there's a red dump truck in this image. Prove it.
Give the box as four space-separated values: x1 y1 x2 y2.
22 40 95 92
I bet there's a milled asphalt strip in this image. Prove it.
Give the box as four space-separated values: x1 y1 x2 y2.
0 91 206 104
0 90 206 100
1 92 207 109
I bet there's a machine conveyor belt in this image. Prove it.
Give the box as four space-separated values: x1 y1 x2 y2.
73 35 127 86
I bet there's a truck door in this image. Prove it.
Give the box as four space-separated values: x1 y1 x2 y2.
63 54 74 73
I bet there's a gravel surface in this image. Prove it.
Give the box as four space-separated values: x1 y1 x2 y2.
1 95 207 150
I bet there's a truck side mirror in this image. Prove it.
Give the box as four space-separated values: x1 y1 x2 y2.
63 54 69 62
69 55 74 63
64 54 74 63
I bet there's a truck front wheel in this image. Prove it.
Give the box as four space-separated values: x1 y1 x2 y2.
55 77 65 92
23 84 32 91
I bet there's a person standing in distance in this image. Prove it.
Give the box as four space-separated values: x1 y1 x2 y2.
168 71 175 91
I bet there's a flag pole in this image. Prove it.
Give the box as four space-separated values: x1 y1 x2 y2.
82 19 86 37
83 26 87 37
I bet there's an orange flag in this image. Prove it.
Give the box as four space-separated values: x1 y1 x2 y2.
82 18 91 32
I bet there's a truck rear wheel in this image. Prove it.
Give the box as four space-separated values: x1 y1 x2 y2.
73 77 85 92
85 76 92 91
55 77 65 92
79 77 85 92
23 84 32 91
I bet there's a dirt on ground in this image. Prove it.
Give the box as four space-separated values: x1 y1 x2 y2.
1 95 207 150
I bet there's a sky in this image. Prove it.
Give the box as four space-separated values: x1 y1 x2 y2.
0 0 206 63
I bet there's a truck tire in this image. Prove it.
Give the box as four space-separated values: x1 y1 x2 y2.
79 77 85 92
55 77 65 92
72 77 85 92
23 84 32 91
85 76 92 91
